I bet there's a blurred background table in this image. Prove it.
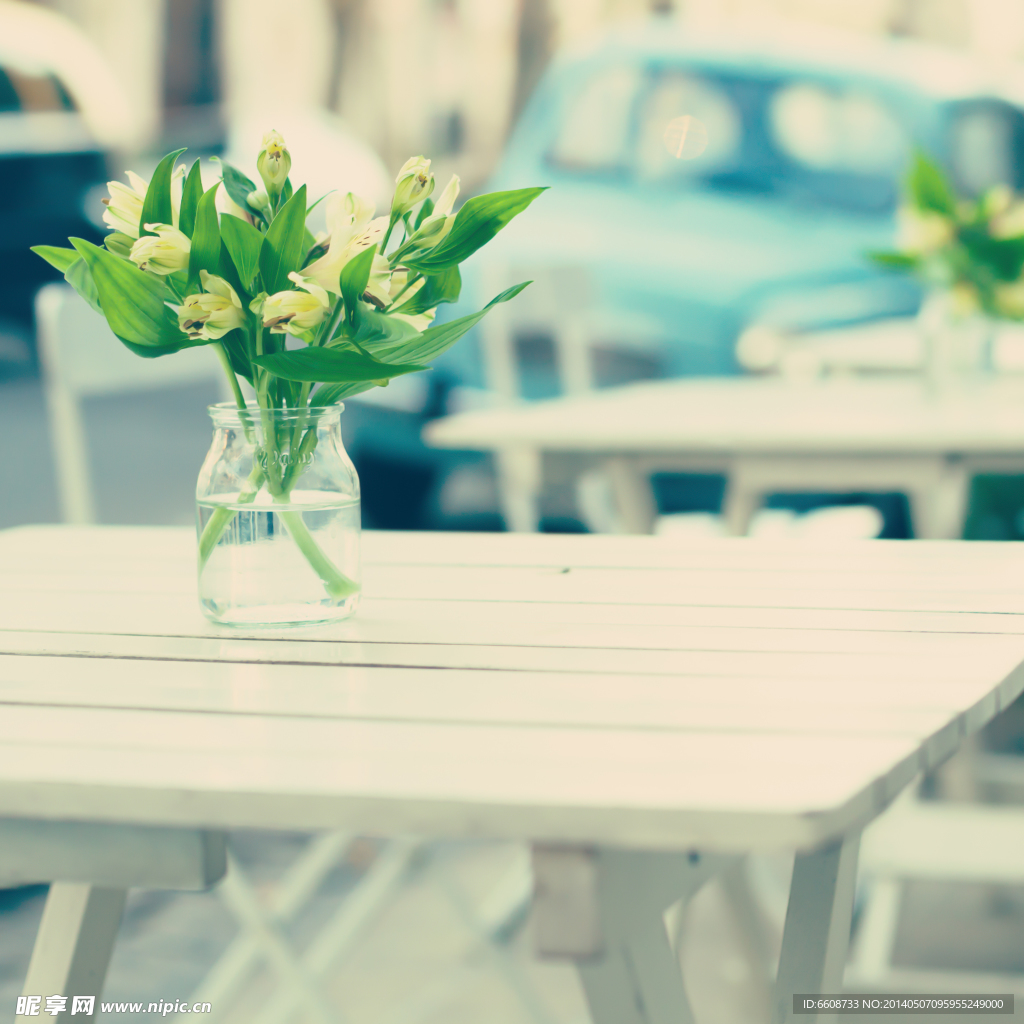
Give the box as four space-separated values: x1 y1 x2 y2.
426 376 1024 538
4 526 1024 1023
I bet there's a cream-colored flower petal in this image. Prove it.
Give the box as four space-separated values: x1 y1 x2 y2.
126 170 150 196
432 174 460 218
287 271 331 307
200 270 243 308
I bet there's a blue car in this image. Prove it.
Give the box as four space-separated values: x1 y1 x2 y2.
442 21 1024 385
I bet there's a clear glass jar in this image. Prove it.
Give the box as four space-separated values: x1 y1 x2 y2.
918 290 995 394
195 403 360 627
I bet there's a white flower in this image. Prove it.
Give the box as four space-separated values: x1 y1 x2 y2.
216 182 254 224
391 156 434 217
102 167 186 239
303 192 388 294
432 174 460 218
381 266 424 307
995 279 1024 319
101 170 149 239
896 207 953 255
129 223 191 275
247 189 270 212
257 129 291 194
990 193 1024 239
169 164 186 226
178 272 245 340
406 173 460 249
263 272 331 334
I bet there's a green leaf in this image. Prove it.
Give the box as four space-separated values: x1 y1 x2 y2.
31 245 79 274
253 345 426 383
219 327 253 384
311 381 377 406
64 258 102 314
960 231 1024 281
907 150 956 218
260 184 308 294
178 159 204 238
340 244 376 328
218 161 258 214
394 265 461 316
104 232 134 257
220 214 264 289
866 250 920 271
188 183 221 289
307 192 331 216
404 188 546 273
413 198 434 230
375 281 531 364
70 237 199 354
139 148 186 236
351 307 421 347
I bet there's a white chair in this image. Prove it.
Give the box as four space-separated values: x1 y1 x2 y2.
848 765 1024 993
475 262 664 533
35 283 233 524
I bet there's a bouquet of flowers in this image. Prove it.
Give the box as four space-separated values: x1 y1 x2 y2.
870 150 1024 319
32 132 543 620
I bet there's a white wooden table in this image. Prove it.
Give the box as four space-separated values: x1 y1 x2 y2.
425 376 1024 537
737 316 1024 377
3 526 1024 1024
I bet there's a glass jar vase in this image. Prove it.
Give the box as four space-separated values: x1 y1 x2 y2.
195 403 360 627
918 289 995 394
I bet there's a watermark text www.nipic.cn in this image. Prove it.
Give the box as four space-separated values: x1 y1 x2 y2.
17 997 213 1016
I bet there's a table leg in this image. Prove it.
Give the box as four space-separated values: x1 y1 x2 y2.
19 883 127 1023
722 482 761 537
771 833 860 1024
532 846 734 1024
604 458 658 535
906 464 969 540
496 447 542 533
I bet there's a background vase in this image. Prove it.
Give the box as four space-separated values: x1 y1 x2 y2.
917 290 995 395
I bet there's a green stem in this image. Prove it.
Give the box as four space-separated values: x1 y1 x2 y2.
380 213 399 258
315 297 346 348
277 504 360 599
213 343 247 410
197 465 265 572
383 272 422 312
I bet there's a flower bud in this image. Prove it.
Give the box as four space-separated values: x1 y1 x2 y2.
129 223 191 275
262 272 330 334
431 174 460 219
896 207 953 256
247 189 270 212
949 282 980 318
257 129 291 198
178 272 245 340
391 156 434 217
995 279 1024 319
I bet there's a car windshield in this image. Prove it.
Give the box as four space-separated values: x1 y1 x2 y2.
550 63 920 214
947 101 1024 194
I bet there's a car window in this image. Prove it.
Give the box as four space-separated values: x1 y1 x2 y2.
0 65 76 114
549 64 642 171
770 83 906 174
948 103 1021 194
635 71 741 181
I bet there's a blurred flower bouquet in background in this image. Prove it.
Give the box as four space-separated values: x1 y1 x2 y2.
871 151 1024 389
31 132 544 626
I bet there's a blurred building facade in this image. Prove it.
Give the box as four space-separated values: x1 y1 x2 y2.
26 0 1024 181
